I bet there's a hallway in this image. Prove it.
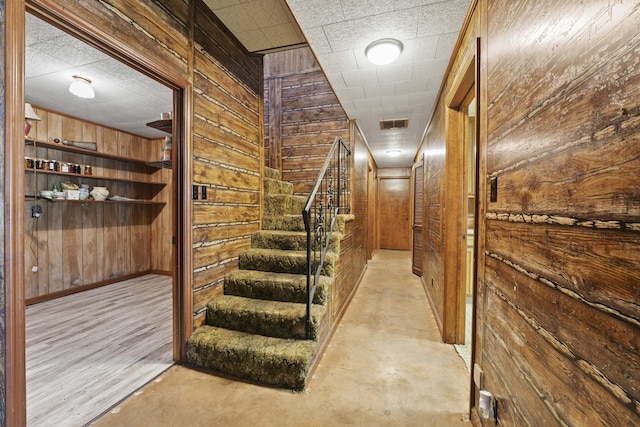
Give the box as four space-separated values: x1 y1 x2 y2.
93 250 470 426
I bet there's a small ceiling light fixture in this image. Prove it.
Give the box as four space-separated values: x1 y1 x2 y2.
24 103 41 136
365 38 404 65
69 75 95 99
386 149 402 156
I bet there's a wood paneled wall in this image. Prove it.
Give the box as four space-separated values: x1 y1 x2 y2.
7 0 263 422
417 0 640 425
24 107 172 302
190 3 262 326
264 47 350 196
479 1 640 424
23 0 262 334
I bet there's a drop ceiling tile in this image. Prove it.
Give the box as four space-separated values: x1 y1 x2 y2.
247 0 292 27
323 16 372 52
435 32 459 58
412 57 449 78
286 0 345 28
334 86 367 101
262 24 306 47
367 7 420 40
381 93 410 106
339 0 395 20
212 5 258 33
393 0 444 8
319 51 359 74
302 27 332 54
376 63 413 83
395 79 428 95
341 68 378 87
417 0 468 37
364 82 395 97
326 72 347 89
353 96 382 110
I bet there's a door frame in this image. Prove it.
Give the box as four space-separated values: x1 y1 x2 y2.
6 2 193 423
443 52 478 345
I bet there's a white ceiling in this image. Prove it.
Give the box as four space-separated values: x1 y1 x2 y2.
25 0 471 167
25 14 173 139
207 0 471 168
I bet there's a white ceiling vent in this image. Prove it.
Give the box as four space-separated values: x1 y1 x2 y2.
380 118 409 130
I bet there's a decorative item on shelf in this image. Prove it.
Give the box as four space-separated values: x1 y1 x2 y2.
40 190 53 199
60 181 79 191
24 103 41 136
84 165 92 175
90 186 109 201
79 185 89 200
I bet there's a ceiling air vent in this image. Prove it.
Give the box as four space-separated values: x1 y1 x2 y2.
379 118 409 130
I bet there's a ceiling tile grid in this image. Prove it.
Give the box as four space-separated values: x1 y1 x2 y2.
285 0 470 167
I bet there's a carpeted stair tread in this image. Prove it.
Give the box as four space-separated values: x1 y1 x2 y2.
265 167 280 180
186 325 316 390
206 295 325 340
264 177 293 196
251 230 341 253
239 248 337 277
262 215 305 232
264 194 308 216
225 270 331 304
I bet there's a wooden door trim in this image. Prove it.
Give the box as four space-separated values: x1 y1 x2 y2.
443 52 477 344
5 2 195 421
5 1 27 424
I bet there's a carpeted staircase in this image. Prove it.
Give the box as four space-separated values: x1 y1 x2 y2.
186 167 344 390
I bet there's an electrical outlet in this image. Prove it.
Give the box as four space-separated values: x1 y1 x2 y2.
31 204 42 218
192 185 198 200
200 186 207 200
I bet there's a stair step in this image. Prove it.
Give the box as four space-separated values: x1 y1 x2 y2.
264 177 293 196
206 295 325 340
186 325 316 390
265 167 280 180
262 215 305 232
239 248 337 277
264 194 307 216
225 269 331 304
251 230 341 253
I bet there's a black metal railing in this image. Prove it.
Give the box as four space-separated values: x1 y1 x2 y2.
302 136 351 339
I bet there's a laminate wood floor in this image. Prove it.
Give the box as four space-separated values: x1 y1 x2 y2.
26 274 174 427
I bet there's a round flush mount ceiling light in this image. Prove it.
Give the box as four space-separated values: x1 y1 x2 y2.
386 149 402 156
365 38 404 65
69 75 95 99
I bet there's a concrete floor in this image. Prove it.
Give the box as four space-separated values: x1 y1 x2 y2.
92 250 471 426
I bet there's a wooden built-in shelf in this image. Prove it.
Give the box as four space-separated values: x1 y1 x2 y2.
24 168 166 186
25 195 166 206
145 119 172 134
25 138 164 168
146 160 172 169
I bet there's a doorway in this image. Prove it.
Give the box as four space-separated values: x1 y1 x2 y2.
21 7 185 425
378 174 411 250
454 91 476 371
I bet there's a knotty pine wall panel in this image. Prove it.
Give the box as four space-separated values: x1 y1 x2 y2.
191 1 262 324
24 108 165 302
25 0 263 329
478 0 640 425
264 47 350 195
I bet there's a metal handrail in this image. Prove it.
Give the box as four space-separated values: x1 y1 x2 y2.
302 136 351 339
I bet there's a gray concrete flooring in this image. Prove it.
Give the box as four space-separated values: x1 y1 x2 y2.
92 249 471 426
